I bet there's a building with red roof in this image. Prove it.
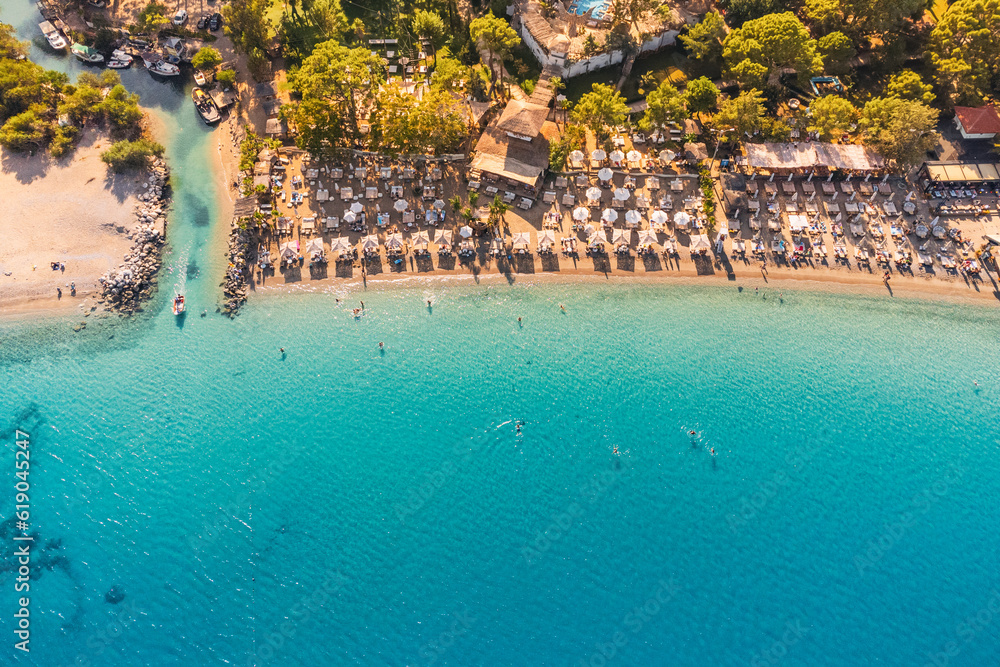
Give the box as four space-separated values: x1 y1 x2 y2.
954 105 1000 140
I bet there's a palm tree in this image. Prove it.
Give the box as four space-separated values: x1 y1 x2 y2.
469 191 479 208
488 195 509 233
449 195 463 214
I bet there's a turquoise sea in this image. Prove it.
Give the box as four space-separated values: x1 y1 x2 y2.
4 2 1000 665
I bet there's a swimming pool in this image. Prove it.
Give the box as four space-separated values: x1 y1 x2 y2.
568 0 608 17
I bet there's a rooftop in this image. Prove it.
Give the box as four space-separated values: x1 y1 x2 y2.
954 105 1000 136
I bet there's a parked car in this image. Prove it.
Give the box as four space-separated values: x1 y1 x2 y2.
208 13 222 31
172 9 188 25
197 15 208 30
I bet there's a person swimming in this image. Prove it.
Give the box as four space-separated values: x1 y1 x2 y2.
612 445 619 455
378 342 384 349
710 447 715 455
688 430 696 436
516 421 523 434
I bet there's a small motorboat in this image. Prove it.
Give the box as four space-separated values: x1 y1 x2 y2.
192 87 220 124
172 294 185 315
38 21 67 50
107 49 132 69
193 69 207 86
71 43 105 64
142 53 181 76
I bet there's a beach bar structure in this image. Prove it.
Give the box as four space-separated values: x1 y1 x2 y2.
919 162 1000 191
744 142 885 175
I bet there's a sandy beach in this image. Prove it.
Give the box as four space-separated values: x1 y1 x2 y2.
0 131 158 319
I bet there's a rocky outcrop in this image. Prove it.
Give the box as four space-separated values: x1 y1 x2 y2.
222 221 252 316
97 160 170 315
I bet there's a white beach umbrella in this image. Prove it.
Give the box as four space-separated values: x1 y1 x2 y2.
624 210 642 226
437 229 453 245
411 230 430 247
393 199 408 212
569 149 585 163
385 233 404 250
588 229 607 245
601 208 618 223
639 229 658 244
586 186 603 201
362 234 379 250
459 225 473 238
330 236 352 252
650 210 668 225
626 150 642 162
433 199 446 210
610 149 625 162
343 211 357 223
512 231 531 248
659 149 676 162
613 228 631 244
279 240 299 260
591 149 607 161
674 211 691 227
539 229 556 244
597 167 613 181
306 238 325 254
613 188 630 201
350 202 364 213
573 206 591 221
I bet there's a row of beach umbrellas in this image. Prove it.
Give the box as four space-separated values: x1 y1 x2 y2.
571 207 689 226
568 149 677 164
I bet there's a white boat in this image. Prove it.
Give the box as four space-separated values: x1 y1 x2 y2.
172 294 185 315
71 43 105 64
193 70 207 86
38 21 67 50
141 53 181 76
107 49 132 69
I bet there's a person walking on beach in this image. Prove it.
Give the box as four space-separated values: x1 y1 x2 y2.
360 301 365 310
56 287 62 299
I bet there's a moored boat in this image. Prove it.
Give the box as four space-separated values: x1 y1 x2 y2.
141 53 181 77
193 70 207 86
172 294 185 315
107 49 132 69
192 87 220 124
38 21 67 50
71 43 104 64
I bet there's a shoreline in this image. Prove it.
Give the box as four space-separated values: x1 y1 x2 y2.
250 261 1000 308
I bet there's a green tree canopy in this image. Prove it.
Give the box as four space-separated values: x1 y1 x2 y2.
807 95 857 140
369 85 467 155
710 88 769 142
930 0 1000 103
469 13 520 99
288 41 386 143
805 0 928 36
722 12 823 88
860 96 940 170
680 11 726 66
430 46 470 92
279 98 347 156
719 0 786 26
100 138 164 171
412 10 447 57
816 31 855 75
640 80 687 134
137 2 170 33
223 0 272 56
885 70 935 105
0 110 50 151
0 21 27 60
191 46 223 71
685 77 720 114
571 83 629 140
310 0 348 41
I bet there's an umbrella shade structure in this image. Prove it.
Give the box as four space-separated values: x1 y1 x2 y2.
569 149 585 163
573 206 591 221
588 229 608 245
674 211 691 227
436 229 454 245
650 210 669 225
684 142 709 161
393 199 409 212
512 231 531 248
639 229 658 244
691 234 712 250
613 188 630 201
624 210 642 225
609 150 625 162
539 230 556 244
306 238 325 254
613 228 631 244
343 211 357 223
591 149 607 161
411 230 430 247
659 149 676 162
459 225 473 238
361 234 379 251
330 236 352 252
597 168 614 181
585 186 603 201
433 199 446 210
626 150 642 162
279 240 299 260
601 208 618 223
385 233 404 250
350 202 364 213
584 223 595 235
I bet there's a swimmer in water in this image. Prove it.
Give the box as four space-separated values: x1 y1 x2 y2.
379 342 384 349
612 445 619 455
688 430 696 436
710 447 715 455
516 421 523 434
279 348 285 354
560 304 566 312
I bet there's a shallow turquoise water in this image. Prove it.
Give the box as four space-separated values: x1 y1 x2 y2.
2 283 1000 666
4 2 1000 665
